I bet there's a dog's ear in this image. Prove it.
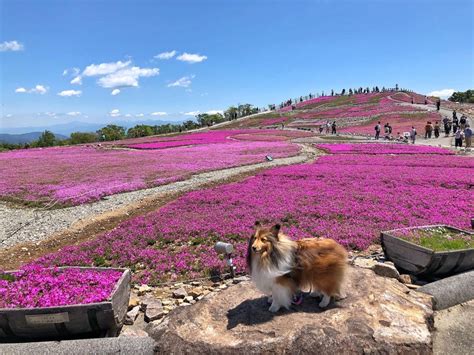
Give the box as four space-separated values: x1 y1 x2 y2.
271 224 281 239
254 221 261 230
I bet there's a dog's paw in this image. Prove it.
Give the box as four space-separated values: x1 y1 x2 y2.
268 303 280 313
318 295 331 308
267 296 273 304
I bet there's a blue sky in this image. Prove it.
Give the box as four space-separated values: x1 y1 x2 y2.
1 0 473 130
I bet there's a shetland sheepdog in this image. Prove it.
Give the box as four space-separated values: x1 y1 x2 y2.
247 221 348 312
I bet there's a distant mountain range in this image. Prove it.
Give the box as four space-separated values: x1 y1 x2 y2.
0 119 184 138
0 132 69 144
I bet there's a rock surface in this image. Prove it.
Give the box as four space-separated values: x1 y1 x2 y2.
147 267 434 354
144 299 164 322
372 261 400 279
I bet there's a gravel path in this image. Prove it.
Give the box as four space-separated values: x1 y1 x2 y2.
0 144 319 249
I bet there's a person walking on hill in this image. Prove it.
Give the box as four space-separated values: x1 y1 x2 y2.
425 121 433 139
331 121 337 135
454 129 464 148
434 121 440 138
453 117 459 135
325 121 331 135
464 125 472 149
374 121 381 140
443 116 450 137
453 110 457 121
436 99 441 111
410 126 417 144
460 115 467 130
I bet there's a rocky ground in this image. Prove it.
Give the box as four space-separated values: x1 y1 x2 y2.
116 250 472 354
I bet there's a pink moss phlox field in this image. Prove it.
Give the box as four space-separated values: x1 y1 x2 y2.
126 130 235 149
31 144 474 284
315 143 454 155
0 136 299 206
0 266 122 308
125 129 309 150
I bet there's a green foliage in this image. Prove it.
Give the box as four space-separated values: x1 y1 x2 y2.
97 124 126 141
196 113 225 127
448 89 474 103
34 130 56 147
70 132 99 144
127 125 155 138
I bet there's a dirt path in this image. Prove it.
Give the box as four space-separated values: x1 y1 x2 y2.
0 144 321 270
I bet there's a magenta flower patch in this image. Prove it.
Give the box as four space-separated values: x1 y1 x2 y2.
0 266 123 309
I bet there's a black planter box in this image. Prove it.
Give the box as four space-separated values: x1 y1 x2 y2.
381 225 474 278
0 267 131 342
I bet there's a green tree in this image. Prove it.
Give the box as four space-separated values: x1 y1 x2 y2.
70 132 98 144
127 125 154 138
35 130 56 147
97 124 126 141
448 90 474 103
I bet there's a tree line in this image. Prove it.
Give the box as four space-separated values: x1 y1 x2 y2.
448 90 474 103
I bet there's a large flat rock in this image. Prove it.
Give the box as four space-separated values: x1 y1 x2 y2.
147 267 434 354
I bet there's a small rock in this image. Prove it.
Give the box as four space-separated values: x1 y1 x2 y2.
128 296 140 309
172 287 187 299
180 302 192 307
189 287 203 298
233 276 250 284
124 306 140 325
138 284 152 296
372 262 400 279
119 327 149 337
353 258 377 269
21 247 28 252
190 300 196 305
184 296 194 303
399 274 412 284
161 299 173 306
145 299 164 322
219 284 227 290
190 281 201 286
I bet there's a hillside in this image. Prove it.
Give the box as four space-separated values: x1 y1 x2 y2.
222 91 443 135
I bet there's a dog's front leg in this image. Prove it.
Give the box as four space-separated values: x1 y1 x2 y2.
269 283 292 312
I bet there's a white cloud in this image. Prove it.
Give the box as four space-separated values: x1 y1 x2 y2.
0 40 24 52
206 110 223 115
125 113 132 118
98 66 159 88
151 111 167 116
67 111 81 116
5 114 13 118
31 85 48 94
135 113 144 117
70 76 82 85
58 89 82 97
15 85 48 94
176 52 207 63
427 89 455 99
168 75 195 88
155 50 177 60
111 89 121 96
185 111 200 116
83 60 131 77
63 67 80 76
109 109 120 117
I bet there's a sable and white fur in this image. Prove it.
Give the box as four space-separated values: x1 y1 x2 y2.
247 222 348 312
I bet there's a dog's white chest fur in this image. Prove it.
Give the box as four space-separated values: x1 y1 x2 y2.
250 265 275 295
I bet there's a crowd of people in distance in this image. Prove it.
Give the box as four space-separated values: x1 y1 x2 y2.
438 110 472 148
